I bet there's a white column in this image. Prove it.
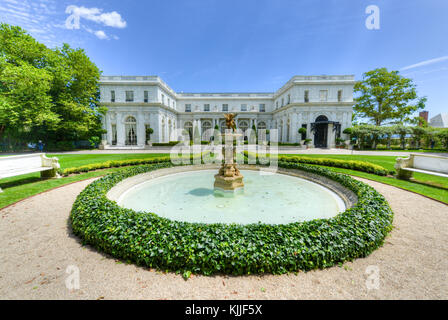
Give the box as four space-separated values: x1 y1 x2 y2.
106 112 112 145
307 112 314 147
116 113 125 147
150 113 160 143
291 113 298 143
328 123 336 148
282 116 287 142
137 111 145 147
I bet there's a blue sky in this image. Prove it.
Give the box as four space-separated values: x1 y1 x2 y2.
0 0 447 118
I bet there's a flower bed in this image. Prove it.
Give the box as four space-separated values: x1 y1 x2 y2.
70 161 393 277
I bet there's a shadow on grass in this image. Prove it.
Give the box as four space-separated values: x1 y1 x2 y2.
0 176 44 189
410 178 448 191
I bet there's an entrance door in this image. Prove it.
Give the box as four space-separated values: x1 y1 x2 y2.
314 115 328 148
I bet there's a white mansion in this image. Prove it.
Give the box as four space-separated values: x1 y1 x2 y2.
99 75 355 149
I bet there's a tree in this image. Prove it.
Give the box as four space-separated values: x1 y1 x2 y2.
436 129 448 150
354 68 426 126
393 125 411 149
410 126 428 149
0 23 104 150
0 54 60 142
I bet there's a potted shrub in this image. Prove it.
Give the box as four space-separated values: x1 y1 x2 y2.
335 137 345 149
146 127 154 146
304 138 312 149
298 127 307 147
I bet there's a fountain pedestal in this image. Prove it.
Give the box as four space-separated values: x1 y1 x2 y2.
214 132 244 196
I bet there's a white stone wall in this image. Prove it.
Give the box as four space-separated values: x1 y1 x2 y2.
100 75 355 147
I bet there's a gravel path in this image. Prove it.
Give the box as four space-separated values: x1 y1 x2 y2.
0 177 447 300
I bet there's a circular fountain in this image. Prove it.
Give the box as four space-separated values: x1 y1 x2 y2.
70 113 393 275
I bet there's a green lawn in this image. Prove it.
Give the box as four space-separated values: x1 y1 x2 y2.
0 153 447 209
0 154 168 209
280 154 448 203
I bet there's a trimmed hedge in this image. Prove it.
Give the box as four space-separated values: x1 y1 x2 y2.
152 141 182 147
60 157 171 176
70 161 394 276
244 151 391 176
60 152 209 176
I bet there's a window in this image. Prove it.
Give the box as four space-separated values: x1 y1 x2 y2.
281 98 284 106
185 104 191 112
338 90 343 102
320 90 328 102
144 91 148 103
204 104 210 112
111 124 117 145
276 101 279 109
304 90 309 103
161 94 165 104
287 94 291 104
111 90 115 102
259 104 265 112
125 91 134 102
222 104 228 112
241 104 247 111
168 97 170 106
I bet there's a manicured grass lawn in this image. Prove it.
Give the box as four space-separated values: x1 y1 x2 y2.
0 154 168 209
358 149 447 153
0 153 446 209
281 154 448 203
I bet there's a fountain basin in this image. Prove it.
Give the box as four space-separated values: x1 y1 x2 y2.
108 165 355 225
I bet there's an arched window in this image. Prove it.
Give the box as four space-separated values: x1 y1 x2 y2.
125 116 137 145
257 122 267 130
315 115 329 122
161 119 166 142
278 120 283 142
220 120 227 133
184 121 193 140
238 120 249 132
202 120 212 140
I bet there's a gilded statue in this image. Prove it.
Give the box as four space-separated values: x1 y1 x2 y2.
223 113 237 131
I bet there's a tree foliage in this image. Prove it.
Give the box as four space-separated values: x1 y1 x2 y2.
0 23 104 150
354 68 426 126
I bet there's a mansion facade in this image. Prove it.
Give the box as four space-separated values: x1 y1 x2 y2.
99 75 355 149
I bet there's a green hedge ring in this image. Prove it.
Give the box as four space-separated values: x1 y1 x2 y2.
70 161 394 276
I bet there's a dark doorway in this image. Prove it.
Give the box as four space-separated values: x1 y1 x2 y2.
314 115 328 148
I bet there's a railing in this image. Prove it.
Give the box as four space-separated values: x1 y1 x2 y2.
177 93 274 98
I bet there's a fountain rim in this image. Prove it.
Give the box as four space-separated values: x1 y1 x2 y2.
107 164 358 211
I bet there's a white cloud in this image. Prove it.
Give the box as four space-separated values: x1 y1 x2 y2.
94 30 108 40
401 56 448 71
65 5 126 30
0 0 62 48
